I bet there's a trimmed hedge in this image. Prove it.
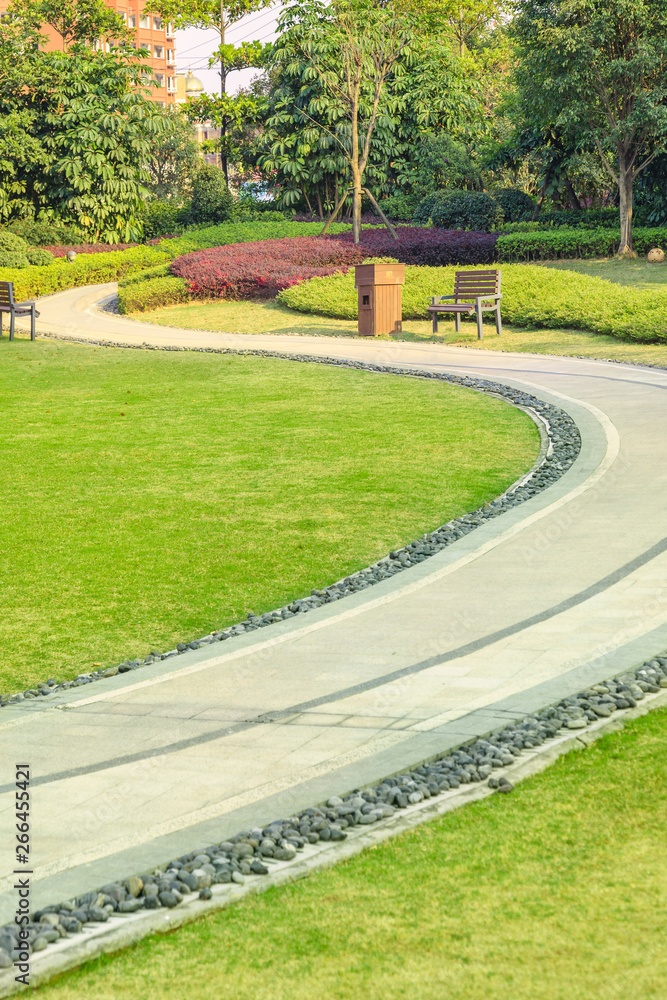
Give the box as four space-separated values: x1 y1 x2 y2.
278 263 667 343
494 189 535 223
329 227 499 266
0 246 170 301
159 220 351 259
171 237 367 299
118 275 188 314
496 226 667 261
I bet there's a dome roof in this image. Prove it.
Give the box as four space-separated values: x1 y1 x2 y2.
185 70 204 95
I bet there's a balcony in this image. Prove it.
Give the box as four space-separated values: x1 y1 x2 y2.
165 22 175 39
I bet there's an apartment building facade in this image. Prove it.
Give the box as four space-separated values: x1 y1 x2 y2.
1 0 178 105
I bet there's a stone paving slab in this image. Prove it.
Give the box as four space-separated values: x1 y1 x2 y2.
1 285 666 928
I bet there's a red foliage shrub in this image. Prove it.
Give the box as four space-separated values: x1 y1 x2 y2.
327 226 499 266
44 243 139 257
171 236 367 299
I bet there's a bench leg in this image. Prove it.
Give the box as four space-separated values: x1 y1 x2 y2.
495 306 502 336
9 311 14 342
476 304 483 340
432 312 438 334
31 307 36 341
0 311 2 337
454 313 460 333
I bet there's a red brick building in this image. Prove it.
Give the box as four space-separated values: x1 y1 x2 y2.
1 0 178 105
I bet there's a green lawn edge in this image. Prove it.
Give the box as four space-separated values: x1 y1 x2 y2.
35 703 667 1000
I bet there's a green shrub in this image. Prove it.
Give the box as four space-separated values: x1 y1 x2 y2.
278 262 667 343
0 252 30 269
494 189 535 223
0 245 169 301
190 165 233 226
25 247 55 266
1 218 85 247
117 275 188 313
378 191 421 221
430 191 504 231
532 208 620 228
412 190 468 225
496 225 667 261
0 232 29 254
142 201 188 241
155 220 351 258
498 221 543 233
120 263 172 286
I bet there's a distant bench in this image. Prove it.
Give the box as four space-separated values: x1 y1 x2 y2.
427 269 502 340
0 281 39 341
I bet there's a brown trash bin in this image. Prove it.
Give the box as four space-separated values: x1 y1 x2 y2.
355 262 405 336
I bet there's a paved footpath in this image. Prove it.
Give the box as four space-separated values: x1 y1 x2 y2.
1 284 666 922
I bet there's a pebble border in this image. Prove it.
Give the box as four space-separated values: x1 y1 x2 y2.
0 337 581 708
1 648 665 973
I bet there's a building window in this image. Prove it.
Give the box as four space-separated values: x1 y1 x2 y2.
153 16 163 30
167 77 176 92
154 45 164 59
139 15 150 28
154 73 165 87
127 14 136 27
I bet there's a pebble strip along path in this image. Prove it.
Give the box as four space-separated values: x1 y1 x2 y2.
2 285 667 990
0 343 580 708
0 649 665 983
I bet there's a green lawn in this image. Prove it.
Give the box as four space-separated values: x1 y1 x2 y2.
540 255 667 286
36 704 667 1000
0 338 537 694
131 296 667 367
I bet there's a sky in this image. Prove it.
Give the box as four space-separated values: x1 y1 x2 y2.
174 3 282 96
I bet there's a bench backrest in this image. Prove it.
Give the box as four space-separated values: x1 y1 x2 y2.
0 281 14 308
454 269 500 301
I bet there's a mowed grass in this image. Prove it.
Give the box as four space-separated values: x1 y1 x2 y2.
132 296 667 367
36 705 667 1000
539 255 667 286
0 338 537 693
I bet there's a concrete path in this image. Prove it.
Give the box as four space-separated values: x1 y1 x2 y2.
1 284 666 922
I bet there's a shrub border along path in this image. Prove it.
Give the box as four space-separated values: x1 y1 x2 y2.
1 339 579 708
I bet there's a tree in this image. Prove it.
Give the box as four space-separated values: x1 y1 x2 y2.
145 107 201 201
273 0 413 243
254 8 482 221
24 0 132 50
184 90 264 184
514 0 667 256
190 163 233 223
1 40 168 239
147 0 273 94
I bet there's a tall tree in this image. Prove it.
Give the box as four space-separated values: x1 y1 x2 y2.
514 0 667 256
274 0 412 243
147 0 272 178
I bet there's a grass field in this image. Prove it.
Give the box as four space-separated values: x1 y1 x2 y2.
540 255 667 286
130 296 667 367
36 704 667 1000
0 338 537 694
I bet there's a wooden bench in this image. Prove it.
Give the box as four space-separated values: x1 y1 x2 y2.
427 269 502 340
0 281 39 341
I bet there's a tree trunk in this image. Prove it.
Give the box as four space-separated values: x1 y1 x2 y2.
617 151 635 257
352 174 362 244
219 6 228 183
565 176 581 211
531 165 552 221
316 188 323 221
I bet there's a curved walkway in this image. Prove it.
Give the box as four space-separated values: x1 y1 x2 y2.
1 284 667 921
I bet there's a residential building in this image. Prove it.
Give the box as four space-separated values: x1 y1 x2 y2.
0 0 177 105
